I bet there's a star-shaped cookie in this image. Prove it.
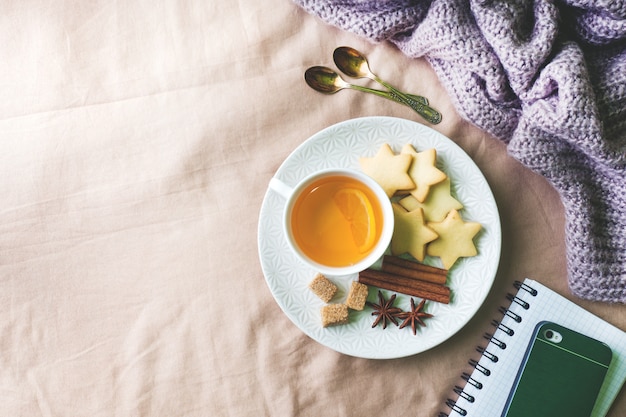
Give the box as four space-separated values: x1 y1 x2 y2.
391 204 439 262
401 144 447 203
359 143 414 197
398 178 463 222
426 209 481 269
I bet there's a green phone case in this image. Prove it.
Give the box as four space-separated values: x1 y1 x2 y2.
501 321 612 417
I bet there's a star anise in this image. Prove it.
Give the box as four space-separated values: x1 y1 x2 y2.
398 298 433 335
366 291 403 329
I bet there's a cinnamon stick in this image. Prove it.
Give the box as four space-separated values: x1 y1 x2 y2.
382 255 447 285
359 268 451 304
360 268 449 296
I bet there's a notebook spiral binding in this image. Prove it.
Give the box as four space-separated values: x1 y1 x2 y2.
438 281 537 417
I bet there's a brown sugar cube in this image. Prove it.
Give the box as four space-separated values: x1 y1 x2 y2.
345 281 369 311
321 304 349 328
309 273 337 303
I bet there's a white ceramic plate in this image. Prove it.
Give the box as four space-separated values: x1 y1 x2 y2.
257 117 501 359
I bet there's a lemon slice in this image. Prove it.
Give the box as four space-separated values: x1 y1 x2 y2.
333 188 376 253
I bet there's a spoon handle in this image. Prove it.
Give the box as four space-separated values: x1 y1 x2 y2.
406 93 429 105
375 77 442 124
349 84 429 106
390 90 442 124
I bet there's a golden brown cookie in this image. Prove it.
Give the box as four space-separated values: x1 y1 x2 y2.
401 144 447 203
359 143 414 197
426 209 481 269
398 178 463 222
391 203 439 262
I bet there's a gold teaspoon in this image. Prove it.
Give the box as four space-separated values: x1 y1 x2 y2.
305 66 429 107
333 46 442 124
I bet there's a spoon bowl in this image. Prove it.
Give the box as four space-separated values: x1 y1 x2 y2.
304 66 349 94
333 46 375 80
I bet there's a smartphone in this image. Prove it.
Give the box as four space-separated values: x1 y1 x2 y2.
501 321 612 417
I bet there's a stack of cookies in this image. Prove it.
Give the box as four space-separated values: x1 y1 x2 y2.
359 143 481 270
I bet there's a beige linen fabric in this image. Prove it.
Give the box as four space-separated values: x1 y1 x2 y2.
0 1 623 416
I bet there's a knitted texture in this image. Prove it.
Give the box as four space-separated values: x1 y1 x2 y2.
294 0 626 303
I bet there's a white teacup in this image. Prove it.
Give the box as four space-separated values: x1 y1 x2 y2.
270 168 394 276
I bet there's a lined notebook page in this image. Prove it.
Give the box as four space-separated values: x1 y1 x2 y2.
450 278 626 417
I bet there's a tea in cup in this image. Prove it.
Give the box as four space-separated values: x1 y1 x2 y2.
270 168 393 276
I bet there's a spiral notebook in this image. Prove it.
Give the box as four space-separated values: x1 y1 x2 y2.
441 278 626 417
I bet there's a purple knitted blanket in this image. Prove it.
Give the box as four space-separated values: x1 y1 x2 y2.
294 0 626 303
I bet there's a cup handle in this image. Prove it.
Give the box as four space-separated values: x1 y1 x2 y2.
269 177 293 200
